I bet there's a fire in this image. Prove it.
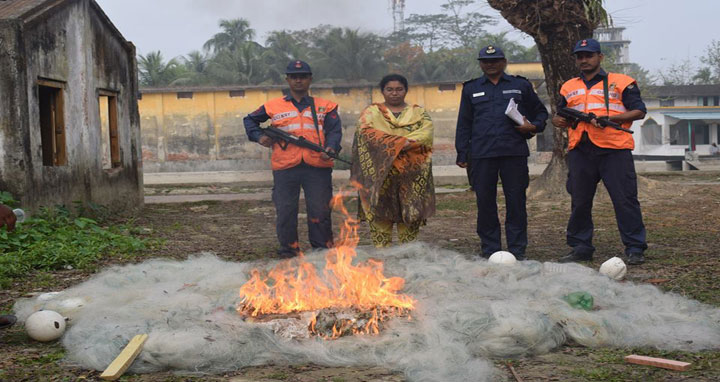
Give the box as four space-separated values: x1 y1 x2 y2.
237 187 415 338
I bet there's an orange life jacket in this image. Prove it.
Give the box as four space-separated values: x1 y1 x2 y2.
264 96 337 170
560 72 636 150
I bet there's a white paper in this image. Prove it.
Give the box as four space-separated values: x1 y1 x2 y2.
504 98 525 125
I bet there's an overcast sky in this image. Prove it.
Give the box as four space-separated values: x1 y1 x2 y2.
95 0 717 73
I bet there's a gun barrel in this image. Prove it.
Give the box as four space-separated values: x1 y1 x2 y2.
262 127 352 164
558 107 633 134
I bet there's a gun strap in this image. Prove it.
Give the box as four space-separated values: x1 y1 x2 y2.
309 97 325 147
603 75 610 116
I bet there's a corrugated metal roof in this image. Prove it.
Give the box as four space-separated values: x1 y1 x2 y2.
663 111 720 120
647 84 720 98
0 0 54 20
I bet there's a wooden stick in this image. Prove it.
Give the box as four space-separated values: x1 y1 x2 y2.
625 354 691 371
100 334 149 380
506 362 524 382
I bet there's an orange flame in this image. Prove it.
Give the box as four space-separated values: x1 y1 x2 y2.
237 188 415 337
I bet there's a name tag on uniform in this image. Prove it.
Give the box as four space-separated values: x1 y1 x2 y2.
503 89 522 94
472 92 485 97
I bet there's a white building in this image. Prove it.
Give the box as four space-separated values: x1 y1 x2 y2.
634 85 720 159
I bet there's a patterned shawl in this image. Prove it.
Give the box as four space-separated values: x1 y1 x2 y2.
350 103 435 224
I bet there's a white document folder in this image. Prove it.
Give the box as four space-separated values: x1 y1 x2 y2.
504 98 526 125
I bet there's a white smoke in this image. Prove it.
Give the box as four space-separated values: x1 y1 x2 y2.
14 243 720 381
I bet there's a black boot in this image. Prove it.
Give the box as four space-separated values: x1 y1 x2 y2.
558 250 593 263
627 252 645 265
0 314 16 329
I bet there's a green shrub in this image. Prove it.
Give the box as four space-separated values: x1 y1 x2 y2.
0 195 146 288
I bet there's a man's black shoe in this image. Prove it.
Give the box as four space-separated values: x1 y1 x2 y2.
276 248 300 259
627 252 645 265
0 314 17 329
515 254 527 261
558 250 593 263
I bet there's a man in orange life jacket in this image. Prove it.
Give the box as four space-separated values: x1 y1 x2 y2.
553 38 648 265
244 60 342 258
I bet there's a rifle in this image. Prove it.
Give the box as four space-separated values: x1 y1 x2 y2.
557 107 634 134
261 126 351 165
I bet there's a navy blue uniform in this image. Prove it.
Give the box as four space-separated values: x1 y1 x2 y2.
455 73 548 258
559 70 648 258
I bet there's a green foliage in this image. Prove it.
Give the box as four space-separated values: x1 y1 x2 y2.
137 51 187 87
312 28 386 82
203 18 256 54
698 39 720 84
477 32 538 61
0 191 18 207
0 199 147 288
135 9 537 87
583 0 612 27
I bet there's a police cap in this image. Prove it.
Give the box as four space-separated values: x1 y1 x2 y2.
477 45 505 60
285 60 312 75
573 38 602 54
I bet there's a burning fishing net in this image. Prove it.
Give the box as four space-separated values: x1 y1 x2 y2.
13 242 720 382
236 194 415 339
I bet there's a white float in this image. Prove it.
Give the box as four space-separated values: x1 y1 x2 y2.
25 310 66 342
488 251 517 265
599 257 627 280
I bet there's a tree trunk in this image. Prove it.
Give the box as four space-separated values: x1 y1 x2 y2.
487 0 603 196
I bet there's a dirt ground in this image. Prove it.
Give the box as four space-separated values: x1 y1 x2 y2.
1 171 719 382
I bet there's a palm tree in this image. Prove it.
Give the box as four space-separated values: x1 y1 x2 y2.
179 51 209 85
487 0 610 195
184 51 208 73
137 51 183 87
203 19 256 54
312 28 385 82
206 42 267 85
263 31 311 84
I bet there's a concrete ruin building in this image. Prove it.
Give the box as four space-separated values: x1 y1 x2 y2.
0 0 143 211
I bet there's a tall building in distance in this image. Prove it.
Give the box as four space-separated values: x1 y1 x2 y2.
594 26 631 65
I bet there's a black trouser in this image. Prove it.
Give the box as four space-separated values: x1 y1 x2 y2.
272 163 333 256
566 142 647 255
470 156 529 257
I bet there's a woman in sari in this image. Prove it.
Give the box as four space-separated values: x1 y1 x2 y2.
351 74 435 247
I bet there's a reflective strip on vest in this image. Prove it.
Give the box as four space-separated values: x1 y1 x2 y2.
272 110 299 122
587 103 627 112
278 123 302 132
263 96 338 170
301 110 326 119
588 89 620 99
565 88 586 100
561 73 637 150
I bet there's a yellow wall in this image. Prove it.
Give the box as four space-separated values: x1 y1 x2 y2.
138 62 546 171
